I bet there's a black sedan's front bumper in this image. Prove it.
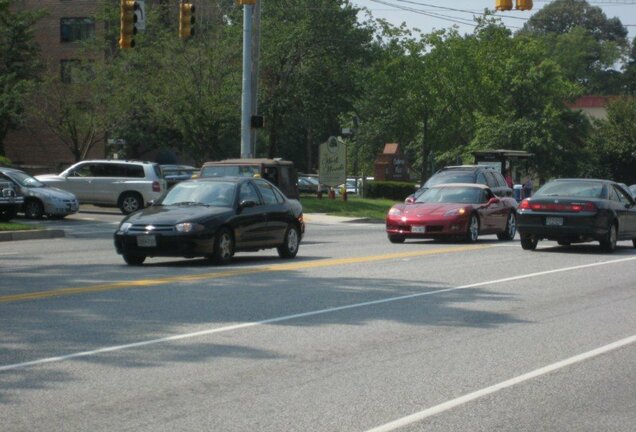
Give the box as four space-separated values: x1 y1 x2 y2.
517 211 610 242
114 231 216 258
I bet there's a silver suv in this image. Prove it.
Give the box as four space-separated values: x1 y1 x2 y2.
37 160 166 214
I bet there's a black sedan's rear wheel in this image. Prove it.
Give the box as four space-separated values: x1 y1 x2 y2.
599 223 617 253
211 227 234 264
388 234 405 244
123 254 145 265
277 224 300 259
520 234 538 250
497 211 516 241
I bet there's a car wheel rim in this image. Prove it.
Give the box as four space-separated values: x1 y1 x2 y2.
508 213 516 238
287 228 299 253
219 233 232 259
470 216 479 241
123 197 139 213
610 225 617 248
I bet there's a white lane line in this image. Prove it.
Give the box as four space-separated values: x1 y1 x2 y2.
365 334 636 432
1 256 635 373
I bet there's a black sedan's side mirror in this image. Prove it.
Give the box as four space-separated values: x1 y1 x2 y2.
239 200 257 210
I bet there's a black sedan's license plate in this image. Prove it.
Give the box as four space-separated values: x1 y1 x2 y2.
545 216 563 226
137 235 157 247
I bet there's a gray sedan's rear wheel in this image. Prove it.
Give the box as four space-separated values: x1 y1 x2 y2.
277 225 300 259
599 223 617 253
123 254 145 265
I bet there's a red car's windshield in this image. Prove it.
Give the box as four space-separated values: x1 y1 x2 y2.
415 187 483 204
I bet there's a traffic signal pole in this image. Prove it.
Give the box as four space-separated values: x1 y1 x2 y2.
240 3 255 159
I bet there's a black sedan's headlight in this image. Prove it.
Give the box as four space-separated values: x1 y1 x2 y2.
175 222 205 233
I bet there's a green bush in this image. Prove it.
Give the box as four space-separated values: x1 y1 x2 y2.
0 156 11 166
366 181 418 200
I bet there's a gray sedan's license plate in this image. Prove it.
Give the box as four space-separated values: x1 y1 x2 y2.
546 216 563 226
137 235 157 247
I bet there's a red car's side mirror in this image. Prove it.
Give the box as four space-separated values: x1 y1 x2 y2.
488 197 500 205
405 195 415 204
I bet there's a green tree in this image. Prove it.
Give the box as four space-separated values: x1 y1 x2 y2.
0 0 45 156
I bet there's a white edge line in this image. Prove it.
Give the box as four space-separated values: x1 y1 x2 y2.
365 334 636 432
1 256 635 373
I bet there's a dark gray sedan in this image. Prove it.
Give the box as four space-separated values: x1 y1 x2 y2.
517 178 636 252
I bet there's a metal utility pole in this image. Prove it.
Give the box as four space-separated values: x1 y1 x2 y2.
240 2 255 158
249 0 262 158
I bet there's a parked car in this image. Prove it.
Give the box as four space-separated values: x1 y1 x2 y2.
199 158 299 200
161 164 199 188
297 175 328 194
114 177 304 265
627 184 636 198
0 176 24 221
36 160 166 215
386 183 517 243
405 165 513 203
517 178 636 252
0 167 78 219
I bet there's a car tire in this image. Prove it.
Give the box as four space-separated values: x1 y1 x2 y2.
0 208 17 221
599 223 617 253
211 227 234 265
123 254 145 265
119 192 144 215
520 234 538 250
388 235 405 244
24 199 44 219
465 214 479 243
277 225 300 259
497 211 516 241
632 238 636 248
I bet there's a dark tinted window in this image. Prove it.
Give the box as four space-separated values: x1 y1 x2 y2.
535 181 605 198
125 164 145 178
612 185 631 205
254 180 278 205
484 172 499 188
491 172 508 188
239 182 261 204
201 165 259 177
476 172 488 186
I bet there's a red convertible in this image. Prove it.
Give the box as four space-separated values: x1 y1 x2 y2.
386 183 518 243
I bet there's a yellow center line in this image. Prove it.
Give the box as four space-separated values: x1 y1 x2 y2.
0 245 492 304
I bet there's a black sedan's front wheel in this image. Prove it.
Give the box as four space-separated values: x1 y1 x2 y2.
211 227 235 264
278 225 300 259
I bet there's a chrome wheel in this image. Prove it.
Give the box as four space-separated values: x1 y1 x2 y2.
497 211 516 241
278 225 300 259
212 228 234 264
466 214 479 243
120 193 143 215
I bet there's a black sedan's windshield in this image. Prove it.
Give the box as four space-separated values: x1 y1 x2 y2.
162 182 237 207
416 187 482 204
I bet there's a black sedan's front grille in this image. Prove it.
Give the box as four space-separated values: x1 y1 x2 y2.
127 223 175 233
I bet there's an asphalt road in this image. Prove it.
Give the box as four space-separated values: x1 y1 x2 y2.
1 209 635 431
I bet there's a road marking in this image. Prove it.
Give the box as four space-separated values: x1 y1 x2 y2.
1 256 635 373
0 245 490 304
365 333 636 432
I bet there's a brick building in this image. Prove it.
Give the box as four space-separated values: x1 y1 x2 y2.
5 0 216 173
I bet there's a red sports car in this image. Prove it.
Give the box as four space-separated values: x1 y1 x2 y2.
386 183 517 243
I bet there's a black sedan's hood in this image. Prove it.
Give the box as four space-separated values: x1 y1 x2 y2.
123 205 232 225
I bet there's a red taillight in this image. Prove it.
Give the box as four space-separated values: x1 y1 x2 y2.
519 199 596 213
152 181 161 192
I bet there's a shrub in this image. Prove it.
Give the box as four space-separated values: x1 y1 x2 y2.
365 181 418 200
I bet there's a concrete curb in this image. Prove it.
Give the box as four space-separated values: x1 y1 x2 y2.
0 229 65 242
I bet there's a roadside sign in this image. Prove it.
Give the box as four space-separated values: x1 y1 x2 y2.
319 136 346 187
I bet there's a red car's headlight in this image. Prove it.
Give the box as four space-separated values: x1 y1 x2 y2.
444 207 467 217
388 207 402 217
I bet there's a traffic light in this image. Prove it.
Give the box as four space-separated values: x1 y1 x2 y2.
179 3 195 40
516 0 533 10
119 0 139 49
495 0 512 11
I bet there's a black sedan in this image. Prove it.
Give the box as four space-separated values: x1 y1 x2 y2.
517 178 636 252
114 177 304 265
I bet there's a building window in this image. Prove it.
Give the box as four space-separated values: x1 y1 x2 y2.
60 17 95 43
61 59 95 84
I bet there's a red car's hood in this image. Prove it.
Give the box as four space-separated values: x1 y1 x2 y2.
403 203 467 216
